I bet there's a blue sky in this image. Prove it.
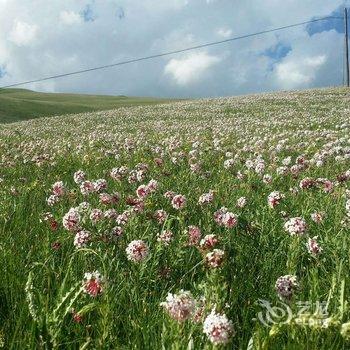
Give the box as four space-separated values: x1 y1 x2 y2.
0 0 349 97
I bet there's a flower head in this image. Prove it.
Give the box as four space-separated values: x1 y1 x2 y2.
203 309 234 345
160 290 195 322
275 275 298 300
126 240 149 262
83 271 104 297
284 217 307 236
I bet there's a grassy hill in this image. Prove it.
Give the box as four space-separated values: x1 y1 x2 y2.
0 88 170 123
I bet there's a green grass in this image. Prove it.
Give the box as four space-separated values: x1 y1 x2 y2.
1 87 350 349
0 88 171 123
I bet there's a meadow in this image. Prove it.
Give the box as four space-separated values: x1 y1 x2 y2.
0 88 169 123
1 87 350 349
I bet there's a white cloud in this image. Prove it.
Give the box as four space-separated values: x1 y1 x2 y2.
59 11 82 25
8 20 37 46
0 0 346 97
164 52 221 85
216 27 232 38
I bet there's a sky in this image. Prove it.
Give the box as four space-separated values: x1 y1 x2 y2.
0 0 349 98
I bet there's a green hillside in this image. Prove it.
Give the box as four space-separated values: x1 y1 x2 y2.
0 88 170 123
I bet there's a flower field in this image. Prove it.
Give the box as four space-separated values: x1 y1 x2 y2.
1 87 350 349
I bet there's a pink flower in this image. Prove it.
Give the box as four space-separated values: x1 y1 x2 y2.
200 234 218 250
311 212 325 223
203 309 234 345
205 249 225 268
275 275 298 300
171 194 186 210
52 181 65 197
126 240 149 262
214 207 227 225
307 236 322 255
154 209 168 224
157 230 173 245
136 184 149 198
111 226 123 238
73 170 86 184
222 212 238 228
267 191 285 209
80 181 95 195
83 271 104 297
63 208 81 232
160 290 195 322
299 177 315 189
74 230 90 248
187 225 201 246
147 179 158 192
93 179 107 192
284 217 307 236
90 209 104 224
198 190 214 205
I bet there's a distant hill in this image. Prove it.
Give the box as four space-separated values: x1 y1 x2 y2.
0 88 171 123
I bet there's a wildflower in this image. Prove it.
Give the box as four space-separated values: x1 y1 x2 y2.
164 190 176 199
52 181 65 197
203 309 234 345
78 201 90 212
200 234 218 250
236 196 247 208
90 209 104 224
299 177 315 189
51 242 61 250
307 236 322 256
126 240 149 262
74 230 90 248
263 174 272 184
63 208 81 232
222 212 238 228
80 181 95 195
311 212 325 223
214 207 227 225
284 217 307 236
71 309 83 323
341 321 350 340
276 166 288 176
116 210 131 225
157 230 173 245
224 158 234 169
317 178 334 193
198 190 214 205
73 170 86 184
147 179 158 192
267 191 285 209
205 249 225 268
99 192 113 205
136 184 149 198
192 297 206 323
93 179 107 192
154 209 168 224
275 275 298 300
255 160 265 175
111 226 123 238
47 194 60 207
186 225 201 246
104 209 117 220
171 194 186 210
83 271 104 297
160 290 195 322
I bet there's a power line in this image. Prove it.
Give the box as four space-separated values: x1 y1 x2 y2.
0 15 344 89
